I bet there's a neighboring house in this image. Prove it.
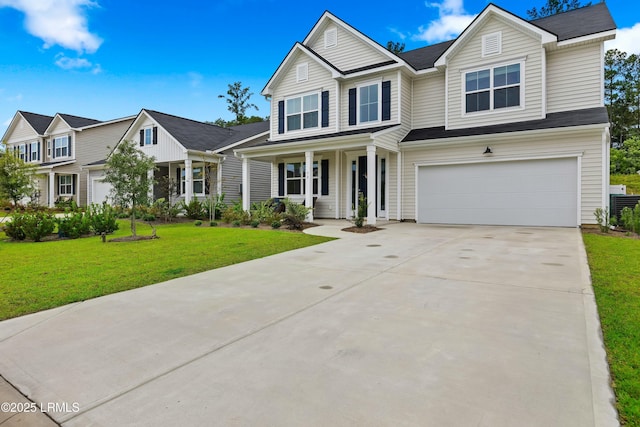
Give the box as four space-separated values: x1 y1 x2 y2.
235 3 616 226
2 111 134 207
85 109 270 206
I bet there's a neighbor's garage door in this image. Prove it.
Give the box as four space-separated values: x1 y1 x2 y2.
417 157 578 227
91 179 112 205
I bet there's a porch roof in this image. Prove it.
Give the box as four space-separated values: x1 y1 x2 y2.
401 107 609 142
252 124 400 148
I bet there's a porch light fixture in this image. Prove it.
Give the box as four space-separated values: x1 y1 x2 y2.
483 146 493 156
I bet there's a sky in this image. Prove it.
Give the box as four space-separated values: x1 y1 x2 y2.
0 0 638 137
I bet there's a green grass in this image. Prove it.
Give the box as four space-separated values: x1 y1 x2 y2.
583 233 640 426
0 221 333 321
611 174 640 195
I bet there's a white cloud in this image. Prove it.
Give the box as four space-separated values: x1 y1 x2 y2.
605 23 640 55
55 53 101 73
413 0 477 43
388 27 408 41
0 0 102 53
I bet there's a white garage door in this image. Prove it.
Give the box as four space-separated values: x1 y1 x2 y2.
417 157 578 227
91 179 113 205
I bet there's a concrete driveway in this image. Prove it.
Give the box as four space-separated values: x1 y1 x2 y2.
0 223 617 426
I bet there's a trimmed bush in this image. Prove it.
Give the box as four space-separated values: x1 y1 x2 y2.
87 203 119 235
251 220 260 228
209 221 218 227
182 199 206 220
271 220 281 229
282 198 311 230
56 212 91 239
194 220 202 226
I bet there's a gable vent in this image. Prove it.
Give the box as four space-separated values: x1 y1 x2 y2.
325 28 337 48
297 63 308 82
482 32 502 57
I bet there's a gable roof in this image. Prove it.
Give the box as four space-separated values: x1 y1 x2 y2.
57 114 102 129
19 111 54 135
144 110 268 152
402 107 609 142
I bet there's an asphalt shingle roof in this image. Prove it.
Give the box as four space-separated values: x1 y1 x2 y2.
398 3 615 71
402 107 609 142
58 114 102 128
144 110 268 152
252 124 400 148
19 111 53 135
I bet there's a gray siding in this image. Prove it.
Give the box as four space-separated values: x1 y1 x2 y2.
412 74 446 129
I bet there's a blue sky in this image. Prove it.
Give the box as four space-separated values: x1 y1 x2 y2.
1 0 638 136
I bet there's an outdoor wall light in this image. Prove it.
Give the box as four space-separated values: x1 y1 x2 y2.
483 146 493 156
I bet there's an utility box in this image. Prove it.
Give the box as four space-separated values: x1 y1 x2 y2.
610 184 626 195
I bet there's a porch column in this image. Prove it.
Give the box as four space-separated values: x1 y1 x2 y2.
397 152 402 221
242 157 250 211
48 172 55 208
367 145 377 226
184 159 192 204
334 151 340 219
305 151 314 222
217 158 223 196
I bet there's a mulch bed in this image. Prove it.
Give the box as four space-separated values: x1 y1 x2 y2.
581 225 640 239
341 225 383 233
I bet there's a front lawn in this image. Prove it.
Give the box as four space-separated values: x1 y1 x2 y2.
611 174 640 195
583 233 640 426
0 221 333 321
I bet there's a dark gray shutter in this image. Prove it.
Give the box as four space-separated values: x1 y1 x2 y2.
348 88 356 125
28 143 32 162
51 140 55 159
176 168 181 195
67 136 72 157
140 130 144 147
278 101 285 134
278 163 285 197
56 175 59 196
72 175 76 195
382 81 391 121
37 142 41 161
321 159 329 196
152 127 158 145
321 91 329 127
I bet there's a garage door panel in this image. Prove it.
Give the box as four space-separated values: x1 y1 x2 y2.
418 158 578 227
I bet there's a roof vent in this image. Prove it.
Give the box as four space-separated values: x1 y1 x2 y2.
325 28 337 49
482 32 502 57
297 63 308 83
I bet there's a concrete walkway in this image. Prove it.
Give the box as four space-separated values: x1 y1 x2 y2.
0 223 617 426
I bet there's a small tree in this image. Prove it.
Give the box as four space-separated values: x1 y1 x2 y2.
103 140 156 237
0 142 37 208
386 41 405 54
218 81 259 124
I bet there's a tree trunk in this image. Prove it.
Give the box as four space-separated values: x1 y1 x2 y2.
130 203 137 237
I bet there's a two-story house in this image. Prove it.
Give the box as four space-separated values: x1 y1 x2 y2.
2 111 134 207
85 109 271 206
235 3 615 227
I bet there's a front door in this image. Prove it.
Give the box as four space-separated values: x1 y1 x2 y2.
350 156 380 217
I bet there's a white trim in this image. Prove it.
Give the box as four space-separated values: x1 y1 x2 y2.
284 91 321 134
577 155 583 226
600 42 605 107
602 129 608 209
444 67 449 129
397 70 402 125
334 150 340 219
397 152 402 221
296 63 309 83
413 151 583 168
335 80 341 132
556 30 616 48
541 47 547 118
357 80 382 125
214 131 269 154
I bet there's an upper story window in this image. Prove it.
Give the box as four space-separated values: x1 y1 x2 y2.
359 83 380 123
144 128 153 145
286 93 319 132
30 142 39 162
18 144 26 161
465 62 521 114
53 136 70 158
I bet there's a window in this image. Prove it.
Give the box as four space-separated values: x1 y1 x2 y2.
30 142 39 162
59 175 73 195
47 140 51 157
359 83 379 123
286 93 319 132
180 165 207 195
54 136 70 158
286 161 318 195
144 128 153 145
465 63 521 113
18 144 26 161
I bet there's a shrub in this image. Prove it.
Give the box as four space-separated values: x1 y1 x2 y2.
6 212 56 242
182 199 206 220
282 198 311 230
4 213 27 240
250 199 280 224
150 198 181 222
56 211 91 239
620 203 640 234
251 220 260 228
87 204 119 235
232 220 241 227
209 221 218 227
221 201 250 225
194 220 202 226
206 193 227 220
353 192 368 228
271 220 281 229
143 213 156 221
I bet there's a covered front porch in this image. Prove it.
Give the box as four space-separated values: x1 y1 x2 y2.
153 156 222 205
236 133 402 225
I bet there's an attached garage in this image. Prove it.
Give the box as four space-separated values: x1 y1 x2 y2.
417 157 578 227
91 177 112 205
